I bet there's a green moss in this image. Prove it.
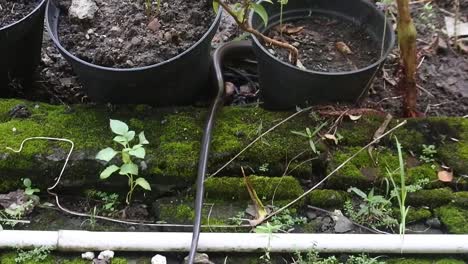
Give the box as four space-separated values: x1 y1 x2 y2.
204 176 303 202
112 257 128 264
338 116 384 146
407 188 453 207
436 205 468 234
61 258 89 264
386 258 465 264
406 165 437 185
0 252 16 264
159 204 195 223
393 128 426 152
453 192 468 207
0 252 54 264
308 189 348 209
387 258 432 264
439 142 468 174
435 259 466 264
406 207 432 223
327 147 399 190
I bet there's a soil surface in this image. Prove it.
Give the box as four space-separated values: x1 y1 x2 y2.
264 16 380 72
57 0 215 68
0 0 39 28
4 0 467 116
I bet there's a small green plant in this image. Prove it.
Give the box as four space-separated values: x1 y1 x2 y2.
346 254 385 264
291 122 328 154
345 187 397 229
388 138 409 236
22 178 40 196
86 190 121 216
269 208 307 231
15 246 52 263
294 251 338 264
419 3 436 31
295 252 383 264
278 0 288 35
96 119 151 205
259 163 269 172
254 222 283 263
420 144 437 164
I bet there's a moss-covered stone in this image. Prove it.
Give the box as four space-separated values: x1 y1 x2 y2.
435 205 468 234
407 188 453 208
405 207 432 223
159 204 195 223
327 147 400 190
338 116 385 146
0 99 324 192
439 142 468 175
453 192 468 207
307 189 348 209
204 176 304 201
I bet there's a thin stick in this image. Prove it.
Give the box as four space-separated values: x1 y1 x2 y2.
209 106 313 178
262 120 407 223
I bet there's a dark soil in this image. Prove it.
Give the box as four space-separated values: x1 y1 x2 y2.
57 0 215 68
0 0 39 28
264 16 380 72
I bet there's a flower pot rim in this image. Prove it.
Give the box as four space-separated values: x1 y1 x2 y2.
249 0 395 76
46 3 223 72
0 0 48 31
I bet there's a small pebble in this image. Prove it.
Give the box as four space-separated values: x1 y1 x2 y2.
81 252 95 260
98 250 114 260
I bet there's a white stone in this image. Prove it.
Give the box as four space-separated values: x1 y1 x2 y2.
69 0 98 20
151 254 167 264
81 252 95 260
98 250 114 260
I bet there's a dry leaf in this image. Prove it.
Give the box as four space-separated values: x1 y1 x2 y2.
242 167 267 227
438 170 453 182
336 41 353 55
296 59 306 70
285 26 304 34
324 134 338 145
348 114 362 121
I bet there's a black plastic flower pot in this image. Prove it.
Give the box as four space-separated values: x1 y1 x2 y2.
249 0 395 110
0 0 47 94
46 1 222 105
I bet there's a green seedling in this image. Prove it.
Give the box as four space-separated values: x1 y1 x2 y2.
96 119 151 205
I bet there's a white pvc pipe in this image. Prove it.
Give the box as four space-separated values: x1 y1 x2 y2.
1 231 467 254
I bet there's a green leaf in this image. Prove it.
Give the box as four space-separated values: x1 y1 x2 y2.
124 131 135 142
110 119 129 135
120 163 138 176
100 165 120 179
135 177 151 191
291 131 308 137
349 187 367 199
113 135 128 146
251 3 269 27
213 0 219 13
308 139 317 153
129 146 145 159
25 188 34 195
23 178 32 188
96 147 118 162
138 132 149 145
122 151 131 164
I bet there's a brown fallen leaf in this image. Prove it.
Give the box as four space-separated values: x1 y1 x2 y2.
336 41 353 55
147 18 161 32
438 170 453 182
273 24 304 35
241 167 267 227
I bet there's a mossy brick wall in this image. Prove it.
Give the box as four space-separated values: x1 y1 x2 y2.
0 99 317 192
